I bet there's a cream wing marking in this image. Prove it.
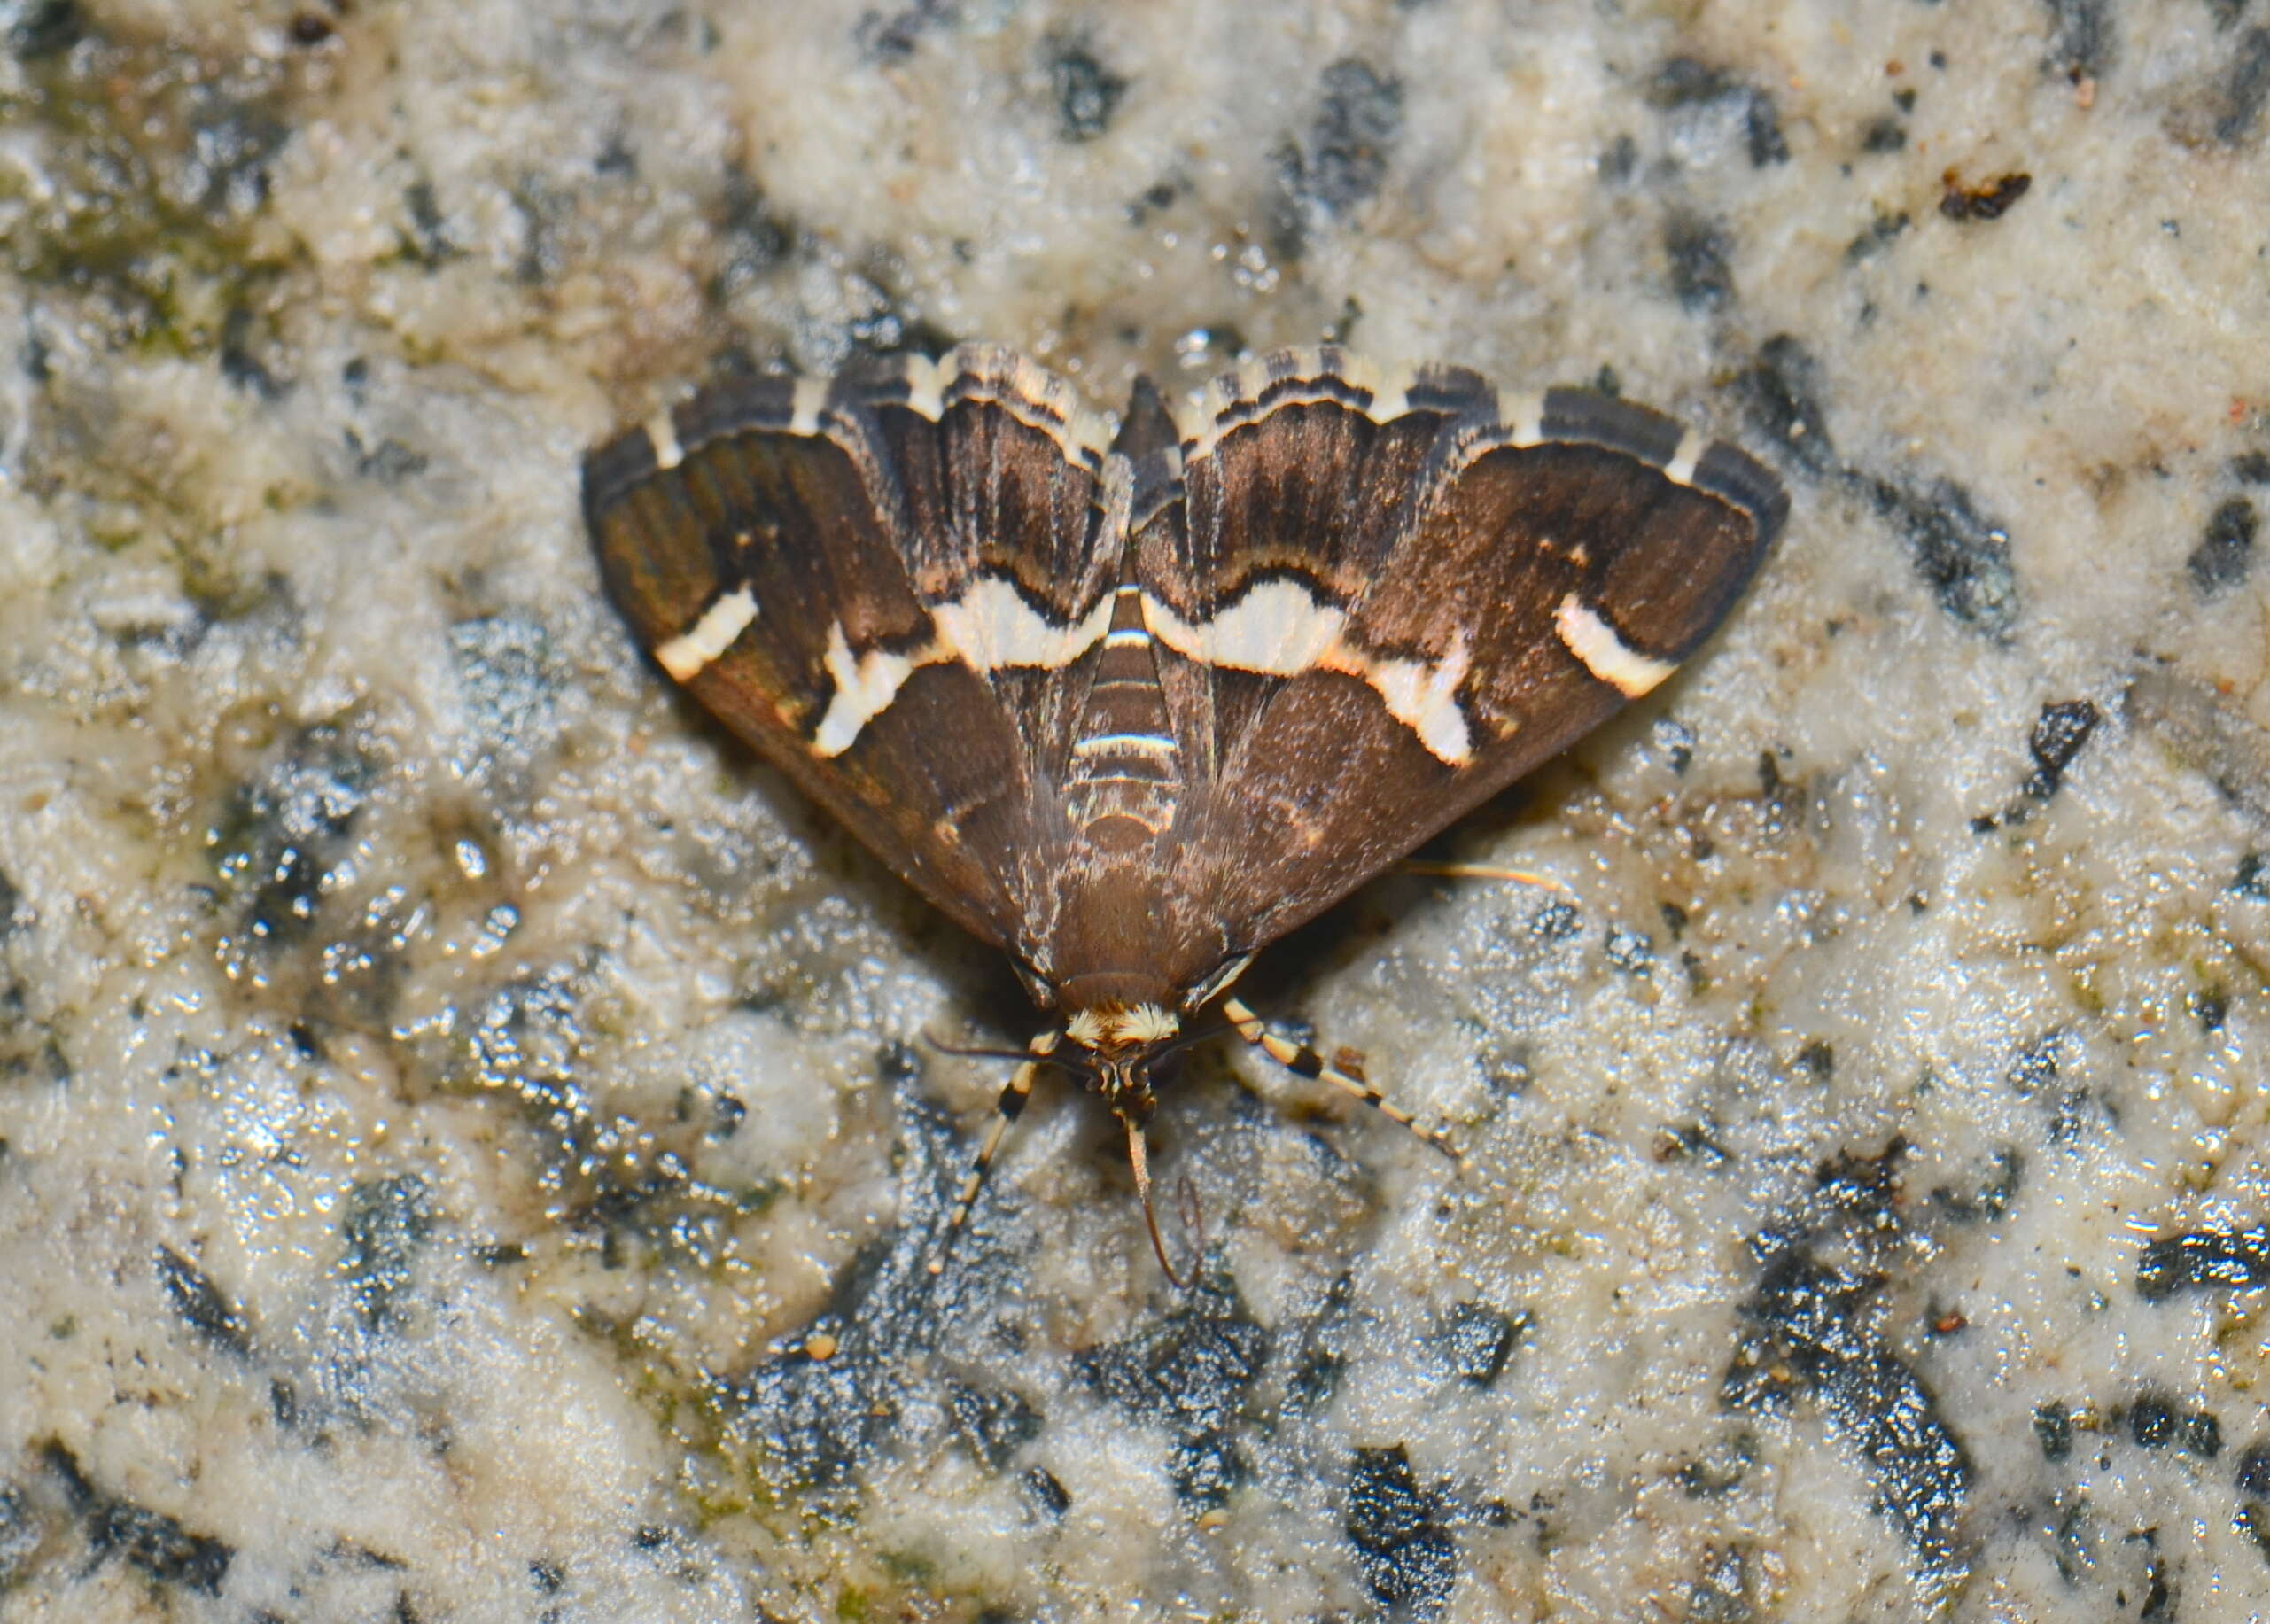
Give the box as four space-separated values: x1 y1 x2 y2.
809 579 1117 758
656 587 758 681
1143 581 1476 765
1553 594 1678 697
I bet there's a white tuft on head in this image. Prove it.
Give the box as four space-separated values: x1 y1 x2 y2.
1065 1008 1108 1048
1063 1004 1180 1050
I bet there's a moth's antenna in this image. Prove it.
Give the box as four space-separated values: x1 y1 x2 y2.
1220 996 1462 1164
929 1030 1061 1276
1123 1115 1192 1290
1396 860 1574 892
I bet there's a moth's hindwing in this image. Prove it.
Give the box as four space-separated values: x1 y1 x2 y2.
582 346 1123 951
1131 346 1786 958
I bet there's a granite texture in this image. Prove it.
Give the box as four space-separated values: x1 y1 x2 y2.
4 0 2270 1619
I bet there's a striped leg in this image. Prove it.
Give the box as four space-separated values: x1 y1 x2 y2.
1220 997 1461 1162
928 1030 1057 1275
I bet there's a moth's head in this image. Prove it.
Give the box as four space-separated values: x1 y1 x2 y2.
1058 1001 1182 1115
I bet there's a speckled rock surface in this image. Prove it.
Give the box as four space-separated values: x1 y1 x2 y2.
4 1 2270 1620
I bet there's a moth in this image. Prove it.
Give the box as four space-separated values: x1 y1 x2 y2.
583 345 1784 1279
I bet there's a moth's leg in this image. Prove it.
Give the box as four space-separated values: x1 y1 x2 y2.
929 1030 1058 1274
1220 997 1460 1162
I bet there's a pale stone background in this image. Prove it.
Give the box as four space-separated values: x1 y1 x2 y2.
4 0 2270 1619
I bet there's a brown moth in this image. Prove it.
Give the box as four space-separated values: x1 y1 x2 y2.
582 345 1784 1280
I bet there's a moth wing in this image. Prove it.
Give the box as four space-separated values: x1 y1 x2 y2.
1133 350 1786 966
583 346 1125 953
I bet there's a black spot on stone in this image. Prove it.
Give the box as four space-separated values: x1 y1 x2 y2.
2236 1498 2270 1566
2195 987 2229 1031
2130 1391 2180 1448
1439 1301 1527 1386
1021 1465 1070 1519
2235 853 2270 899
1866 475 2020 637
1599 133 1638 182
1723 1252 1971 1577
1660 901 1689 939
269 1377 297 1427
1930 1147 2024 1223
2041 0 2115 80
1860 116 1907 152
946 1382 1041 1472
2237 1440 2270 1496
1605 925 1654 973
725 1070 1011 1500
2188 1408 2225 1457
207 719 378 948
530 1558 564 1595
43 1441 233 1596
1745 94 1790 166
2189 496 2258 594
2137 1227 2270 1301
1939 171 2032 221
2233 450 2270 485
2006 1033 2064 1096
1287 58 1404 233
712 168 793 299
219 306 281 398
348 431 429 482
1676 1433 1757 1496
1046 38 1127 143
0 869 19 937
1077 1272 1267 1508
154 1247 252 1357
2033 1401 2073 1459
1646 57 1742 105
854 0 951 62
2022 699 2102 801
1345 1446 1457 1617
1665 214 1734 309
1846 207 1912 265
288 12 333 44
1737 335 1835 475
1531 898 1580 940
1894 88 1919 113
2217 27 2270 142
341 1174 433 1333
10 0 80 60
402 178 455 263
1653 716 1696 773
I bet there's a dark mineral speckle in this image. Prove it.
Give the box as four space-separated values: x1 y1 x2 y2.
1276 58 1404 250
154 1246 253 1358
2189 496 2258 594
2022 699 2102 801
1439 1302 1528 1387
1866 474 2020 637
341 1174 434 1333
1077 1271 1267 1508
43 1441 234 1597
1046 39 1128 142
1939 171 2033 222
1665 213 1734 309
10 0 82 59
2216 27 2270 142
2033 1401 2073 1460
1738 335 1834 475
1345 1445 1457 1618
2136 1227 2270 1301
